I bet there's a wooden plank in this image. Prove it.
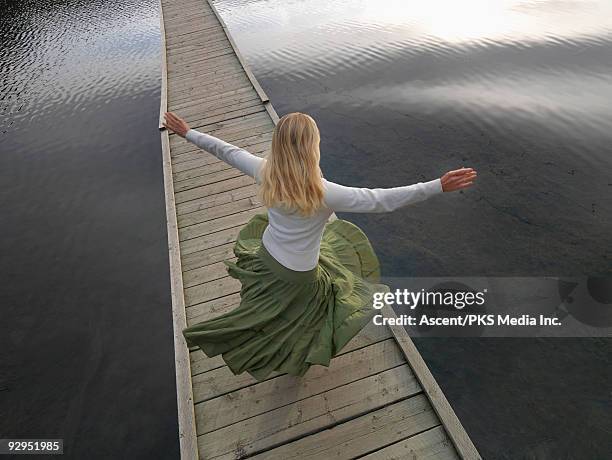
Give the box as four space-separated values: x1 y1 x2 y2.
170 92 259 118
164 10 217 23
249 395 439 460
194 339 406 432
361 425 459 460
164 22 224 39
164 15 223 30
171 88 259 113
174 175 257 204
182 242 237 272
176 184 260 216
169 69 247 89
168 51 241 74
383 305 481 460
171 133 271 161
200 365 422 459
169 81 253 104
180 204 261 240
167 48 236 68
173 126 273 159
159 82 199 460
174 167 244 194
178 196 261 228
183 259 235 288
164 8 216 17
166 33 235 52
166 22 227 42
184 274 241 306
163 2 215 13
179 223 244 256
173 160 236 184
168 45 235 65
167 55 244 77
163 3 215 13
159 2 199 459
171 140 266 175
182 104 267 131
165 19 218 32
168 41 234 59
165 25 228 42
171 126 270 160
186 292 241 325
179 206 265 242
167 143 219 165
207 0 270 103
169 75 251 103
164 19 222 34
170 120 273 153
175 154 253 181
169 111 273 148
189 349 220 376
169 49 236 68
163 9 212 21
165 27 228 46
191 112 274 137
172 151 220 168
169 79 252 103
169 78 252 101
264 100 281 124
165 13 213 23
164 8 213 18
171 142 264 170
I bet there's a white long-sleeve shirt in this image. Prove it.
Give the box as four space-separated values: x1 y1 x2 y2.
185 129 443 271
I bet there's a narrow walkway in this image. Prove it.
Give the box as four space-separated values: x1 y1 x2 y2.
158 0 481 458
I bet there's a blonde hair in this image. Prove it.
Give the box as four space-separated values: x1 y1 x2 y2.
258 112 325 216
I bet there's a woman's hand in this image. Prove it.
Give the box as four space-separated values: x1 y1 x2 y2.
440 167 477 192
163 112 190 137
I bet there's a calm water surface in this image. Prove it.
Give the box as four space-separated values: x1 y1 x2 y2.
213 0 612 458
1 0 178 458
2 0 610 457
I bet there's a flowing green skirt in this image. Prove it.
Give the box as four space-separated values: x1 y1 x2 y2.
182 213 390 381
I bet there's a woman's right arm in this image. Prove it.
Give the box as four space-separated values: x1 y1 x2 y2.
163 112 265 181
322 168 476 213
184 129 265 181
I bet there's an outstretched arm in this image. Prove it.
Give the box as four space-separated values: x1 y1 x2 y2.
163 112 265 181
323 168 476 213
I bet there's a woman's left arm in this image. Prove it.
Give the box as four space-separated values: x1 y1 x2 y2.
163 111 265 181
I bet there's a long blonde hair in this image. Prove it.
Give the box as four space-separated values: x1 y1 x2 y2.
258 112 325 216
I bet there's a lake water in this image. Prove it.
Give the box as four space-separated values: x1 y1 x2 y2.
1 0 178 457
212 0 612 458
2 0 610 458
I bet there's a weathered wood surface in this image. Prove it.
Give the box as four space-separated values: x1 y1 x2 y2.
159 0 480 458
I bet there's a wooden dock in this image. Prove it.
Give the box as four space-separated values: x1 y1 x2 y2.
158 0 481 458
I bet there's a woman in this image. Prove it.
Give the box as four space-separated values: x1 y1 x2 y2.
163 111 476 381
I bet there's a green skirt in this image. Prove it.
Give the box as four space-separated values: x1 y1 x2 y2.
182 213 390 381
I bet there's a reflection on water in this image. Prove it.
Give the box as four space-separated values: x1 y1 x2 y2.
222 0 612 165
1 0 178 457
215 0 612 278
213 0 612 457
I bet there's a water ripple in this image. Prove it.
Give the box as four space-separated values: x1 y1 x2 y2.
212 0 612 169
1 0 161 137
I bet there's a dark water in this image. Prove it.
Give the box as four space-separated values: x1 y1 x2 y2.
1 0 179 458
214 0 612 458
